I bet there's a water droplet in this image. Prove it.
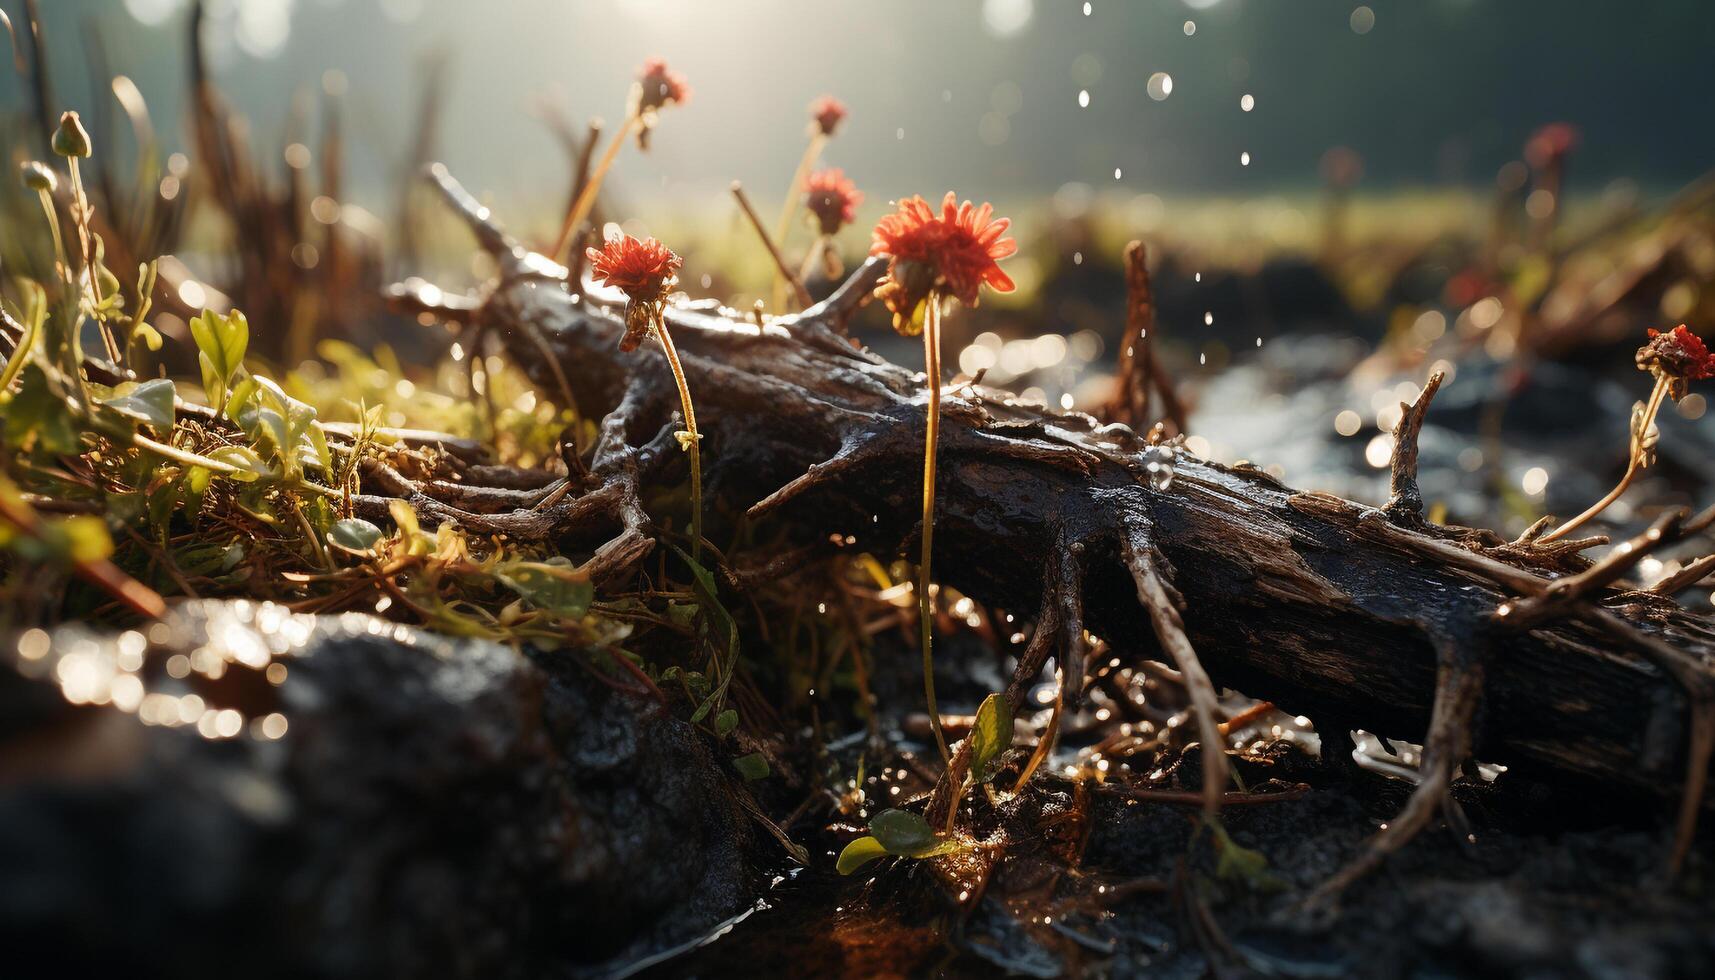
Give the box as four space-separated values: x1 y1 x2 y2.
1114 167 1123 180
1147 72 1173 101
1183 20 1196 36
1078 89 1090 108
1083 1 1092 14
1350 5 1376 35
1142 445 1177 491
1241 151 1252 166
1240 93 1255 111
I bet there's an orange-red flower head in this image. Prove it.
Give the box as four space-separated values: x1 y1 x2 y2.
1525 123 1578 170
804 168 863 236
869 192 1016 335
1638 325 1715 400
633 57 689 150
637 57 691 113
810 95 848 137
586 234 683 351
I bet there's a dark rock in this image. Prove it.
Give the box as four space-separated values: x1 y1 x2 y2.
0 600 756 979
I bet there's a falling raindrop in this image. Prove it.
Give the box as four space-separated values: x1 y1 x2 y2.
1078 89 1091 108
1146 72 1173 101
1241 151 1252 166
1241 93 1255 111
1142 445 1177 491
1114 167 1123 179
1204 311 1213 325
1183 20 1196 36
1083 1 1092 14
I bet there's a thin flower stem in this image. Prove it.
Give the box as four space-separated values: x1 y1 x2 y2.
920 297 951 769
551 114 638 266
65 157 120 364
1544 375 1670 543
770 133 827 309
34 186 88 413
652 315 703 562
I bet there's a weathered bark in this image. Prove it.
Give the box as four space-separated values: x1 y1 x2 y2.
393 169 1715 833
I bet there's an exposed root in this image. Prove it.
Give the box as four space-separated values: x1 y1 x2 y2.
1300 641 1484 913
1120 517 1228 818
1650 553 1715 595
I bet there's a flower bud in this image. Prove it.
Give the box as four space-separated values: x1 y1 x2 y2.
52 111 92 159
19 160 57 193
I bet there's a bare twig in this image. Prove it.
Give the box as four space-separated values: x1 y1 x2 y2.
1384 369 1446 523
731 181 812 310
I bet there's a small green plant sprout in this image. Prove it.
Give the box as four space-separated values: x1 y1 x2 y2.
551 57 690 264
1543 324 1715 542
770 95 847 306
869 193 1017 767
936 691 1014 831
836 807 970 876
800 168 862 282
1202 816 1286 894
189 309 249 424
586 235 704 559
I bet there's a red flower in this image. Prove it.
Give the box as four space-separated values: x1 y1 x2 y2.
1638 324 1715 399
586 234 683 351
804 168 862 235
1525 123 1578 169
810 95 847 137
637 57 691 113
869 192 1016 334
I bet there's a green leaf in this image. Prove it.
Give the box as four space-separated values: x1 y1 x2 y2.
205 445 274 482
59 515 114 563
388 499 421 537
328 517 384 556
4 363 81 454
969 692 1014 783
97 378 177 432
715 709 739 736
494 558 594 618
189 309 248 409
131 321 163 352
836 835 891 875
733 752 770 781
869 809 936 856
1208 819 1287 893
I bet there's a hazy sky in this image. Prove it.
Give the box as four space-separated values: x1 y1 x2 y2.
7 0 1714 219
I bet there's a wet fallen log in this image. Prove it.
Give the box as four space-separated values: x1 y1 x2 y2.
390 169 1715 861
